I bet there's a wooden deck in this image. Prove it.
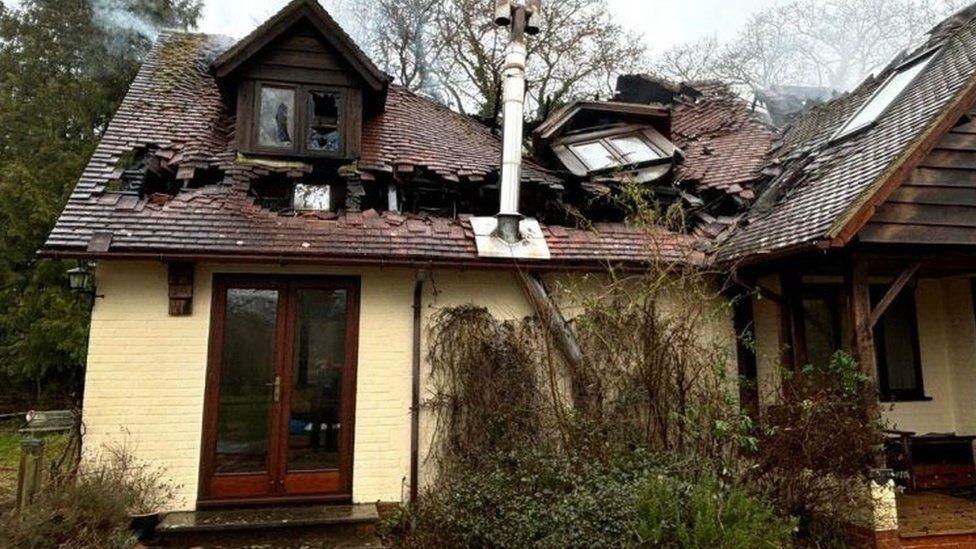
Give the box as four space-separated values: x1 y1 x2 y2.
896 492 976 547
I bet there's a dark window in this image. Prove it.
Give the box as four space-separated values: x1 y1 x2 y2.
307 91 341 153
801 286 843 368
871 286 924 401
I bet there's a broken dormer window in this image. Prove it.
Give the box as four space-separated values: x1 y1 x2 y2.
246 82 348 158
294 183 332 211
570 142 618 171
308 91 341 153
565 131 667 173
610 135 662 163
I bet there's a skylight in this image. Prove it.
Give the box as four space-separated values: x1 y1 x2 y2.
833 51 936 141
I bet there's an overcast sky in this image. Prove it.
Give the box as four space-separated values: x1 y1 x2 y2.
200 0 790 54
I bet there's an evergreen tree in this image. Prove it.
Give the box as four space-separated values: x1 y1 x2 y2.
0 0 201 404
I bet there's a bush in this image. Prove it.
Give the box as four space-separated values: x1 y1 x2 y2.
751 351 882 544
635 475 795 548
383 446 797 549
0 447 174 549
384 447 657 549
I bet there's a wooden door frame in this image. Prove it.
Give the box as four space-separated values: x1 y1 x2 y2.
197 274 360 507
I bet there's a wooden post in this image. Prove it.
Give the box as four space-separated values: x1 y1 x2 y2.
846 256 884 443
17 438 45 512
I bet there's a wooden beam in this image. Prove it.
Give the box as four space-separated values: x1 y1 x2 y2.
846 256 885 467
732 292 759 417
870 262 921 329
517 271 586 407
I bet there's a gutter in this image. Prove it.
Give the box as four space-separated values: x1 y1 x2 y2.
38 248 677 273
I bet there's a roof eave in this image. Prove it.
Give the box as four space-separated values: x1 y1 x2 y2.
37 246 700 273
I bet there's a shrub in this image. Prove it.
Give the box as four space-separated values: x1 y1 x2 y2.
635 474 795 549
384 447 657 549
0 447 174 549
751 351 882 544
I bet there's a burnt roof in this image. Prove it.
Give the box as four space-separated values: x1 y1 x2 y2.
670 81 777 201
718 7 976 264
40 32 701 268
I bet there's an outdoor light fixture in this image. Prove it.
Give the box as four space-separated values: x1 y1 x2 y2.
67 264 103 309
67 266 91 292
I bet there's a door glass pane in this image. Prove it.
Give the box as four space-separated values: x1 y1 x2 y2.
802 296 839 368
215 288 279 474
289 288 348 471
877 292 920 392
259 86 295 149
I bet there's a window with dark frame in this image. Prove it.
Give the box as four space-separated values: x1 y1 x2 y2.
800 285 843 369
251 82 345 157
871 285 925 402
307 91 341 153
258 85 296 150
791 283 925 402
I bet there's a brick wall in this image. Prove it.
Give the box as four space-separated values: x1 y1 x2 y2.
81 262 737 511
83 262 212 509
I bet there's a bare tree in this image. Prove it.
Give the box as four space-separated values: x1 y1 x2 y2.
345 0 647 121
656 0 972 92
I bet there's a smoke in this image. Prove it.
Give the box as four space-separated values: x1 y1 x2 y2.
92 0 164 43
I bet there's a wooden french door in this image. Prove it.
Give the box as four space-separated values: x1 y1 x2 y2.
199 275 360 504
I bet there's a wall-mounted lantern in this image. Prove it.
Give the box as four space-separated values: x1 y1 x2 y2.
67 264 103 309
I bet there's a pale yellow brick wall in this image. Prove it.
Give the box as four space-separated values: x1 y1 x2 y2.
82 261 736 511
83 262 212 510
753 275 783 404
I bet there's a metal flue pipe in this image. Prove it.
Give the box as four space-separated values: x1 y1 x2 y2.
494 0 541 243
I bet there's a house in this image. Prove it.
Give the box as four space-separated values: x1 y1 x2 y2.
724 4 976 546
42 0 976 545
37 0 765 522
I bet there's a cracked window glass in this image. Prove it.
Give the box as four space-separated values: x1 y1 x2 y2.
259 86 295 149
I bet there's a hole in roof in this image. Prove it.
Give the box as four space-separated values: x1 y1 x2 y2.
832 50 937 141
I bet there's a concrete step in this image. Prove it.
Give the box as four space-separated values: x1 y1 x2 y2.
148 503 382 548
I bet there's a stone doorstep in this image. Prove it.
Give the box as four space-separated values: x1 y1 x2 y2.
157 504 380 534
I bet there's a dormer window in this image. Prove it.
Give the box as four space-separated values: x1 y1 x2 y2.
259 85 296 149
249 82 346 157
565 131 667 173
212 2 389 162
308 91 341 153
570 142 618 171
611 135 661 163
